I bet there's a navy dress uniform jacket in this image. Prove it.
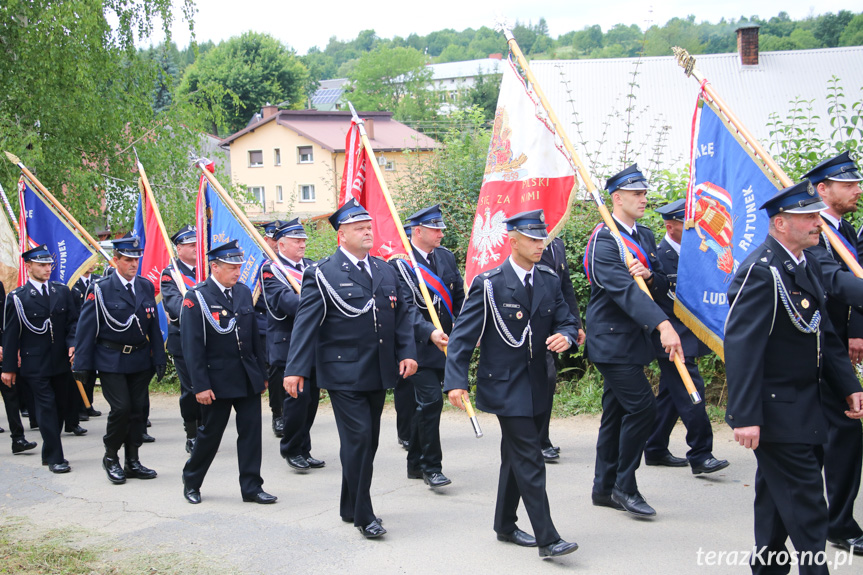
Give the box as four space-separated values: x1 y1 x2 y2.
540 237 582 329
260 256 313 366
444 262 579 417
391 245 465 370
73 273 166 373
284 250 416 391
179 277 267 398
160 259 195 357
70 274 100 314
725 235 863 444
584 223 669 365
3 282 78 377
651 238 711 359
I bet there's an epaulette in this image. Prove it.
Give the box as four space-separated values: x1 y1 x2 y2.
480 267 503 278
314 257 329 266
95 275 112 284
9 286 24 295
536 264 557 276
371 255 385 261
50 280 65 286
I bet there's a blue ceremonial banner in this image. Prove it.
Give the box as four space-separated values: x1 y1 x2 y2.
132 194 169 343
195 177 265 295
674 97 782 359
18 177 99 287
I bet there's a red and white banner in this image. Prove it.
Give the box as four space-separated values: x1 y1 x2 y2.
464 55 577 286
339 120 407 261
137 181 172 297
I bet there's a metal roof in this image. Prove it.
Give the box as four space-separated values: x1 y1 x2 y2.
428 58 504 81
529 46 863 176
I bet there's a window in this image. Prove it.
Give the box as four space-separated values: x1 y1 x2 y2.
384 160 396 171
248 150 263 167
298 146 313 164
249 186 265 207
277 185 283 202
274 148 281 166
299 184 315 202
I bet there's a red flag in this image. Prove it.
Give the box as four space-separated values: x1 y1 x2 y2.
138 183 171 296
339 120 407 261
464 55 577 286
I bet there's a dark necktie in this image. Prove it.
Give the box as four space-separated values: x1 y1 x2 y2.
293 261 304 273
426 250 436 271
357 260 367 276
42 284 50 306
524 273 533 303
125 283 134 299
224 288 233 306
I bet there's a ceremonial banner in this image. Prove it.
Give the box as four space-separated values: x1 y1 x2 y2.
338 119 408 261
194 173 265 294
132 193 169 342
17 177 99 287
464 55 577 286
675 96 782 357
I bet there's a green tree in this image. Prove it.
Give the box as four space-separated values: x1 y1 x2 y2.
459 72 502 121
839 14 863 46
178 32 310 136
813 11 855 47
572 25 604 56
347 46 437 121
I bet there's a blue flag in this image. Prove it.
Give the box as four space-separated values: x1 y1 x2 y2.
132 193 169 343
675 97 782 359
195 177 265 295
18 177 100 287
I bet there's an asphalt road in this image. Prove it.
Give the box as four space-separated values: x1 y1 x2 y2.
1 392 860 574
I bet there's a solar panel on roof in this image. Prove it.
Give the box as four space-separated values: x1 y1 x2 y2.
312 88 343 105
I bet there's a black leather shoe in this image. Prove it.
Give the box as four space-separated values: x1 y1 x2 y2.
185 438 196 454
691 457 730 475
423 472 452 488
102 455 126 484
78 412 90 422
358 519 386 539
183 485 201 504
29 422 39 430
0 426 4 433
43 458 69 466
49 461 71 474
305 456 325 468
146 419 152 428
124 460 157 479
243 491 278 504
645 453 688 467
65 425 88 436
611 486 656 517
87 407 102 417
397 437 410 450
497 528 537 547
407 467 423 479
828 535 863 555
538 539 579 558
12 438 37 454
342 516 382 524
286 454 311 471
592 492 624 511
272 416 285 438
21 409 29 418
542 447 560 461
141 433 155 443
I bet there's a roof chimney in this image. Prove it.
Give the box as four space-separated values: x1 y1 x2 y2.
262 104 278 119
365 118 375 140
488 53 503 60
736 26 760 66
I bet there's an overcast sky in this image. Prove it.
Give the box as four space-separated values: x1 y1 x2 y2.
145 0 860 54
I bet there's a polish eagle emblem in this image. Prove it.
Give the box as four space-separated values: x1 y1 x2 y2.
471 208 508 267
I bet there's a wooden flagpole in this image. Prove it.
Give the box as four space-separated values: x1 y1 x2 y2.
133 150 188 295
672 47 863 279
0 181 20 236
4 151 114 266
348 102 483 438
195 161 301 294
500 27 701 404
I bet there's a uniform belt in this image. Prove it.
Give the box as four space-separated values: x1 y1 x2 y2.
96 338 148 354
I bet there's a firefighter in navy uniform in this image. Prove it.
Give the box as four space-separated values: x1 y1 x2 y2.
2 245 78 473
393 223 416 451
73 234 166 485
391 204 465 488
537 235 584 462
0 276 38 454
725 181 863 575
71 264 101 420
800 151 863 556
260 218 323 471
643 199 729 474
284 200 417 539
584 165 683 518
256 219 288 437
180 240 275 505
160 224 200 454
445 210 580 559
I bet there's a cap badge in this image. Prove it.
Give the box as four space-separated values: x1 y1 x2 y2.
801 299 810 309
